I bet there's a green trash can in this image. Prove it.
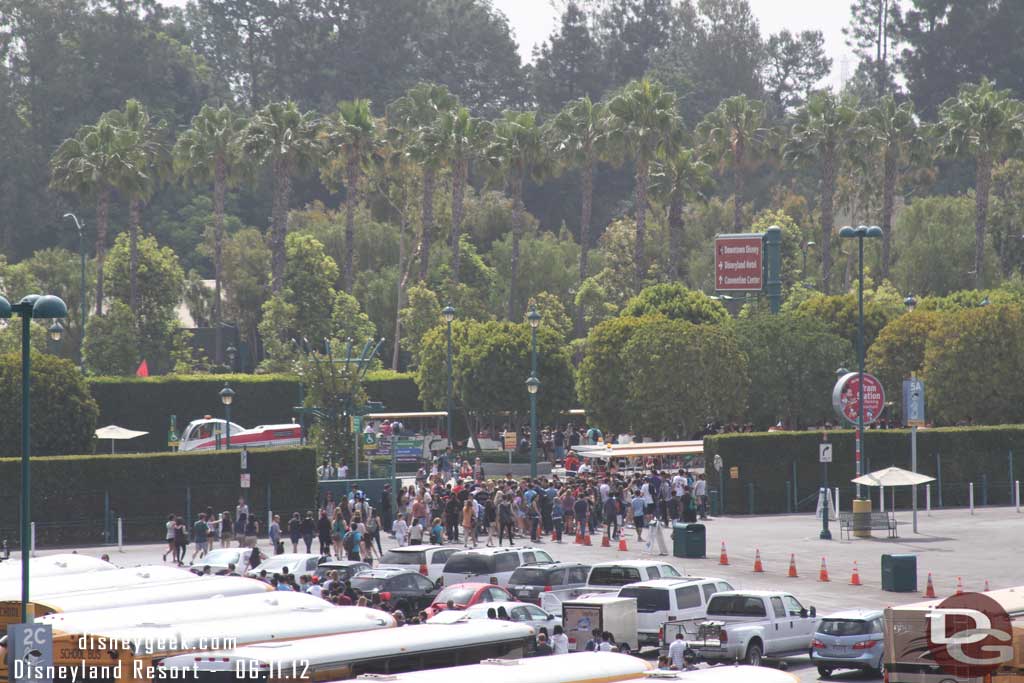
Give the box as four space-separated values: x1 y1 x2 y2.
671 523 706 559
881 554 917 592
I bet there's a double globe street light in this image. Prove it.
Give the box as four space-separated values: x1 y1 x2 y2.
527 306 542 479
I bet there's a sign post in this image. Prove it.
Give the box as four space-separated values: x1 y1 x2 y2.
714 234 764 292
833 371 885 501
904 377 926 533
8 623 53 683
819 440 833 540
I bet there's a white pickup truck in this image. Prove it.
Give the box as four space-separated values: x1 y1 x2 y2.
663 590 820 667
541 560 683 617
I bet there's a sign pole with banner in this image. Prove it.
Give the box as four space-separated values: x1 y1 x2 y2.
713 228 782 313
904 376 926 533
819 438 833 540
833 371 886 502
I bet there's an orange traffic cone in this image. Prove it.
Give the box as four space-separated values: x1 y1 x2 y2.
618 538 629 552
955 576 964 595
818 557 831 582
601 534 610 548
719 541 730 566
924 572 937 598
984 579 991 592
574 530 583 544
753 549 764 573
787 554 798 578
850 561 862 586
583 534 592 546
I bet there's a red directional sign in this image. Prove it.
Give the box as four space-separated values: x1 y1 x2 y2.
832 372 886 425
715 234 764 291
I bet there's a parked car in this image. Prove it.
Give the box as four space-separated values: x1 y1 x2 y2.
427 600 557 632
347 568 440 614
313 560 371 583
244 553 323 581
810 609 885 678
587 560 683 587
376 545 458 583
441 547 554 587
425 582 514 617
617 577 733 647
189 548 248 575
676 590 820 666
507 562 590 604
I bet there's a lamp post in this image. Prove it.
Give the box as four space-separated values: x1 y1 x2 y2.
903 294 917 312
47 322 64 355
220 383 235 450
839 225 883 500
442 305 455 451
0 293 68 623
801 241 816 278
226 345 237 372
527 305 542 479
63 213 87 371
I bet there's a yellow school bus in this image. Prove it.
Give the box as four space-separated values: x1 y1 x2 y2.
0 553 113 584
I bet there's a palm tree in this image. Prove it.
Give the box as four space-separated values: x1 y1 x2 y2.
243 101 323 293
328 99 378 294
856 95 926 279
696 95 768 231
488 110 551 320
50 116 136 315
548 96 608 337
935 79 1024 287
606 79 679 287
784 91 859 293
387 83 458 282
173 104 248 364
650 141 713 281
431 106 489 284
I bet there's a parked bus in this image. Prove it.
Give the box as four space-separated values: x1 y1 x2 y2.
616 667 798 682
0 573 270 635
0 598 393 683
339 651 651 683
885 585 1024 683
158 620 535 681
0 553 113 582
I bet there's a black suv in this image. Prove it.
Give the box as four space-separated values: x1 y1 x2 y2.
507 561 590 604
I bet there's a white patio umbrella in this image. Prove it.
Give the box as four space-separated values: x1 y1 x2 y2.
852 466 935 511
94 425 149 454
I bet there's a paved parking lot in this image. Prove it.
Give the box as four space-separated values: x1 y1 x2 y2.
8 504 1020 682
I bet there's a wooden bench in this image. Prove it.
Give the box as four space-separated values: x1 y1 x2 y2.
838 511 897 539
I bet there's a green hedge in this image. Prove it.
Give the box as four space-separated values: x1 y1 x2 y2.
0 446 317 547
704 426 1024 515
87 371 420 453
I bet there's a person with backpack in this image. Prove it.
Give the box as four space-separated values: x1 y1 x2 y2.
365 507 382 558
288 512 302 553
173 516 188 566
497 493 515 546
300 511 315 553
342 518 362 561
269 514 282 555
461 499 477 548
190 513 209 564
317 510 332 556
551 495 564 543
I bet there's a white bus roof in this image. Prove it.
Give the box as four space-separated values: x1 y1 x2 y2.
0 553 114 581
891 585 1024 616
575 442 704 458
622 666 798 682
161 621 534 672
32 573 274 622
0 565 194 601
347 652 650 683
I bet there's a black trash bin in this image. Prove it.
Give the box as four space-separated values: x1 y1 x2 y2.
881 553 917 592
671 523 706 559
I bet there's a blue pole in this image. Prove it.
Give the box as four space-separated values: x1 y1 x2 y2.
530 324 538 480
856 235 865 499
935 453 943 508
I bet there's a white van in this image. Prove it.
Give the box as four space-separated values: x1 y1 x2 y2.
377 545 459 583
617 576 733 647
441 547 554 587
586 560 683 588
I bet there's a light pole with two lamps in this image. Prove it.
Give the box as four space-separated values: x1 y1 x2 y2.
220 383 235 450
527 305 542 479
0 293 68 623
839 224 883 498
801 240 816 279
62 213 87 371
442 305 455 450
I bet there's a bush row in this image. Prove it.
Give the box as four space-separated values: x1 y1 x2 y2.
704 426 1024 514
0 446 317 546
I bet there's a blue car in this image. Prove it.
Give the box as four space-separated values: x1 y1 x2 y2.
810 609 885 678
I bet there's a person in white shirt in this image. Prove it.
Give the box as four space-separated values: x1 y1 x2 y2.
551 625 570 654
668 632 688 669
694 474 708 519
339 463 349 478
392 516 409 546
308 580 324 599
672 471 686 498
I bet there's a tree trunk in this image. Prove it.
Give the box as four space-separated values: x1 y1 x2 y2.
634 158 649 289
821 151 836 294
880 144 896 280
270 156 292 294
392 216 410 371
128 197 141 314
213 154 227 365
343 156 359 293
668 194 683 280
975 153 992 288
451 155 467 283
733 139 745 231
508 176 524 321
575 154 594 339
95 188 110 316
419 165 436 282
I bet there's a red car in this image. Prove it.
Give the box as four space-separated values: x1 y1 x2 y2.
424 582 514 618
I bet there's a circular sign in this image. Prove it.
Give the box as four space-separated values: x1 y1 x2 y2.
927 592 1013 678
832 372 885 425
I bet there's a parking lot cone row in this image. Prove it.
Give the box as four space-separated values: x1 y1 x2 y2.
850 561 862 586
924 572 937 598
753 549 764 573
575 531 583 544
818 557 831 582
719 541 730 565
955 576 964 595
618 538 628 552
788 554 798 578
583 534 592 546
601 534 610 548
